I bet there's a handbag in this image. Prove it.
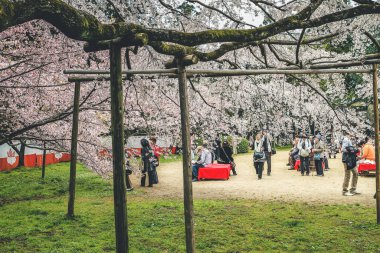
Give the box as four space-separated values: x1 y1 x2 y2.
254 151 265 160
300 149 310 158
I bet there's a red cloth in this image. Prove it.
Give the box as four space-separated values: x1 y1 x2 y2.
294 160 300 171
0 157 19 171
60 153 71 162
358 163 376 173
24 154 37 167
198 164 231 180
36 153 56 166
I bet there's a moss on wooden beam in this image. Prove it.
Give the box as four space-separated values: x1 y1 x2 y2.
1 0 380 59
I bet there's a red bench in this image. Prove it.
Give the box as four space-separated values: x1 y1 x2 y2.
198 163 232 181
358 163 376 175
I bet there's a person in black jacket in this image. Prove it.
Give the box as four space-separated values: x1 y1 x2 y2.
140 138 155 187
218 141 237 175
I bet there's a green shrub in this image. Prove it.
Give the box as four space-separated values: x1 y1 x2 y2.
237 138 249 153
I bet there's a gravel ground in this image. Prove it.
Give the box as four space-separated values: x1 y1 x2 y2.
131 150 377 206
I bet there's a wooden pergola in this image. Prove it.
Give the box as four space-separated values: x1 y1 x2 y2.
64 45 380 253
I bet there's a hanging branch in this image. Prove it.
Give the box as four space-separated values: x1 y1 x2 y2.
364 31 380 52
188 78 217 109
289 75 344 125
295 28 306 66
186 0 256 27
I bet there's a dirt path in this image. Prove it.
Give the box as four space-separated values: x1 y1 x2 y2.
131 151 377 205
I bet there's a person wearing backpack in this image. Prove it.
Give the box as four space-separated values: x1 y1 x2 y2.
341 132 360 196
297 135 311 176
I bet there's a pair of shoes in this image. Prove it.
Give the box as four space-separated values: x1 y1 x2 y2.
288 168 294 170
306 173 310 176
267 173 271 176
192 178 198 182
233 172 237 176
350 191 361 195
316 175 323 177
148 185 153 187
301 173 304 176
286 163 290 166
126 187 134 191
343 192 354 196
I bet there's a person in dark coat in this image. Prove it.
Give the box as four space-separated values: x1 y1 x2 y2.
218 141 237 175
140 138 155 187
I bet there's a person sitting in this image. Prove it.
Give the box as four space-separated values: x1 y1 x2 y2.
288 137 299 170
192 144 212 181
359 137 375 163
218 141 237 175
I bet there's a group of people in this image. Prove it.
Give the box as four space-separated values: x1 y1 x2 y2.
191 139 237 181
139 131 376 199
287 131 376 197
288 134 329 176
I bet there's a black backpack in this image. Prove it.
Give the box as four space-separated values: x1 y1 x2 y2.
345 146 358 170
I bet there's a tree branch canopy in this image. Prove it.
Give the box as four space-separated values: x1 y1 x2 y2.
1 0 380 57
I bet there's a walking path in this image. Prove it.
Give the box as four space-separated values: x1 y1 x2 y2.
131 151 376 206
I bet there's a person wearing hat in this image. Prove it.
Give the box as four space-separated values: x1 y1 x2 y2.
297 134 312 176
192 143 212 181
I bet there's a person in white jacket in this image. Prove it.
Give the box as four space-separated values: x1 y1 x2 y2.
297 135 312 176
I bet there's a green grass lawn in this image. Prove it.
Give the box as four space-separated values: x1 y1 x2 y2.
1 163 380 252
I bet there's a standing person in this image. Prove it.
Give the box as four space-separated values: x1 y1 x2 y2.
218 140 237 175
313 136 324 176
149 137 160 184
192 143 212 181
341 133 360 196
298 135 312 176
261 130 272 176
140 138 155 187
253 133 265 180
213 137 222 162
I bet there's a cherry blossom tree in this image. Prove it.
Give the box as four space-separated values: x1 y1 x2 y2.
0 0 379 173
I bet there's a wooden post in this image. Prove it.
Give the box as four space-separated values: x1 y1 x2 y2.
110 43 128 252
373 64 380 224
177 58 195 253
67 81 81 218
41 142 46 179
